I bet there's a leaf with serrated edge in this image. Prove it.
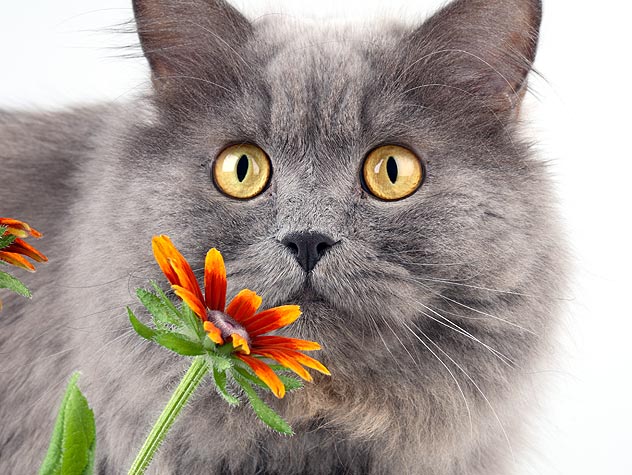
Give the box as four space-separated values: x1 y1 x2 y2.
213 368 239 405
208 353 233 372
234 375 293 435
0 232 16 250
136 288 178 328
0 270 31 298
39 373 96 475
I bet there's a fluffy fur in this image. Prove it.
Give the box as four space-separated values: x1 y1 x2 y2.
0 0 566 473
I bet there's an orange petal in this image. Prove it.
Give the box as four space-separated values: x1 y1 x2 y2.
204 248 226 312
237 354 285 398
251 335 321 352
251 348 312 382
277 349 330 376
226 289 262 323
0 251 36 272
151 235 180 286
172 285 207 321
230 333 250 354
4 238 47 262
244 305 302 337
152 235 205 306
0 218 36 238
204 321 224 345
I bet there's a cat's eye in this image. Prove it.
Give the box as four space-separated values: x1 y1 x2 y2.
213 144 271 199
362 145 424 201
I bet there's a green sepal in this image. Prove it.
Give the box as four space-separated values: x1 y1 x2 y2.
209 352 233 372
153 333 206 356
278 374 303 392
0 270 32 298
213 368 239 406
136 288 179 329
234 375 294 435
0 231 16 250
180 303 206 340
128 307 157 341
39 372 96 475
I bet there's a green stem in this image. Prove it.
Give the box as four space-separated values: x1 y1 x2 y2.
128 356 210 475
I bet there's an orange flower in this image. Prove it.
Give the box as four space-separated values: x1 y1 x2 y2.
152 235 330 398
0 218 48 272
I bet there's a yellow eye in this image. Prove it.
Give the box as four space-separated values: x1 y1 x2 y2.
213 144 271 199
362 145 424 201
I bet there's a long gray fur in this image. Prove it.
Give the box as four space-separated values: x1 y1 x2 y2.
0 0 566 473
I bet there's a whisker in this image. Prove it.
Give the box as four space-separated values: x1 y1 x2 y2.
414 302 515 368
417 281 535 335
399 320 473 438
411 322 516 463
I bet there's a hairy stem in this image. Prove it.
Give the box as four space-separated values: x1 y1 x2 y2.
128 356 210 475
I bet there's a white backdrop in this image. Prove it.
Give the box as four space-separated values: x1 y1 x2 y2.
1 1 631 474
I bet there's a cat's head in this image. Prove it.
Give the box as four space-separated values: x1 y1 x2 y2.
111 0 560 380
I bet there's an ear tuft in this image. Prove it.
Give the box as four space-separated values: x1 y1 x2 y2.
400 0 542 114
132 0 252 95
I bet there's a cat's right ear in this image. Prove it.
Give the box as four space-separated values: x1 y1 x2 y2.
132 0 252 96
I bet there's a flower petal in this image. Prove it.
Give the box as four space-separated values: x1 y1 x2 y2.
243 305 302 337
277 349 330 376
151 235 180 286
230 333 250 354
237 354 285 398
203 321 224 345
0 218 41 238
4 238 47 262
204 248 227 312
172 285 207 321
251 348 313 382
0 252 36 272
152 235 205 306
226 289 262 323
250 335 321 352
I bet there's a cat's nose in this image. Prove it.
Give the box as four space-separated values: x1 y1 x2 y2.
281 232 337 272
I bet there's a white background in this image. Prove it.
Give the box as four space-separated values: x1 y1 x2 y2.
1 1 631 473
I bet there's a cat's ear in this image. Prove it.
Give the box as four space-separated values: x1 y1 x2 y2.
132 0 252 95
399 0 541 114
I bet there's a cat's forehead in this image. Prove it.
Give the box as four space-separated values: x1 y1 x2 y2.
259 23 371 152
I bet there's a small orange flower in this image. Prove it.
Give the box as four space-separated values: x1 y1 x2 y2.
152 235 330 398
0 218 48 272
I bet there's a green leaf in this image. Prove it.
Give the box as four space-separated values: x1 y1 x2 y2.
136 288 179 329
0 232 16 250
234 376 294 435
153 333 206 356
39 373 96 475
212 368 239 406
180 303 206 340
0 270 31 298
127 307 157 341
209 353 233 372
151 281 180 315
278 374 303 392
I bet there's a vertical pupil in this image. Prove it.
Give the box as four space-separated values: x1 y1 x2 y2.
236 154 249 182
386 156 398 184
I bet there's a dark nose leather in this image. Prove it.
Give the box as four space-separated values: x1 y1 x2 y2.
281 232 337 272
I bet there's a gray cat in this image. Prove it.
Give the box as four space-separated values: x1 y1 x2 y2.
0 0 566 473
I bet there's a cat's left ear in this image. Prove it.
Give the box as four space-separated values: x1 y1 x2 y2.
132 0 252 96
397 0 542 115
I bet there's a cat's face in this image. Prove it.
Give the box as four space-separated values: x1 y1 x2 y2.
103 0 554 378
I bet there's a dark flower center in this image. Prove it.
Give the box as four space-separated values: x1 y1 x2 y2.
206 310 251 346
